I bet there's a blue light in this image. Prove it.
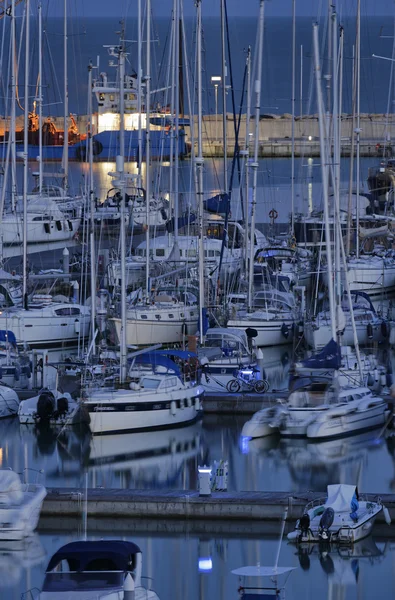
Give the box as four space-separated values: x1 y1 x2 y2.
240 435 251 454
199 557 213 572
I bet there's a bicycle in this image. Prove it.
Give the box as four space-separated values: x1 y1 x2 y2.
226 366 269 394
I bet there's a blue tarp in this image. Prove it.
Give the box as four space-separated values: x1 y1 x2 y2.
0 330 17 345
299 339 342 370
46 540 141 572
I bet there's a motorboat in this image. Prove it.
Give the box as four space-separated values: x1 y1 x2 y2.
39 539 160 599
0 295 91 348
241 403 286 439
0 384 19 419
81 349 204 435
287 483 389 544
18 389 80 426
306 387 390 440
0 469 46 540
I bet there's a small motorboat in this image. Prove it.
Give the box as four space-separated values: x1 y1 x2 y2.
0 469 46 540
39 539 159 599
287 483 390 544
18 389 80 426
241 403 286 439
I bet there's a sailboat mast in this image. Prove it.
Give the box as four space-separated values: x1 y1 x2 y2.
247 0 265 311
174 0 180 242
38 2 43 194
196 0 205 345
23 0 30 309
63 0 68 192
291 0 296 233
137 0 142 186
118 38 127 383
145 0 151 296
88 61 96 344
220 0 228 193
355 0 361 259
244 46 251 271
313 22 336 341
10 0 16 213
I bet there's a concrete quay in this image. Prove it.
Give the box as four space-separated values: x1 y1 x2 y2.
203 391 287 414
42 488 395 527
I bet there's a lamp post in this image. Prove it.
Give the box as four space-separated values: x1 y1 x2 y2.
211 75 221 142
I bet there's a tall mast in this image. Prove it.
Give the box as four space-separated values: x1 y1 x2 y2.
63 0 68 192
290 0 296 234
88 60 96 346
10 0 16 213
137 0 142 185
38 2 43 194
248 0 265 311
220 0 228 193
196 0 205 344
23 0 30 309
118 38 127 383
313 22 336 341
145 0 151 296
355 0 361 259
243 46 251 272
174 0 180 241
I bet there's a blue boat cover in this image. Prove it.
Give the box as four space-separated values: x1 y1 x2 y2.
299 338 342 370
166 211 197 233
46 540 141 572
203 193 230 215
0 330 17 345
133 349 198 376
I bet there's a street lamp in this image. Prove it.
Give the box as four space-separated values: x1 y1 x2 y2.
211 75 221 142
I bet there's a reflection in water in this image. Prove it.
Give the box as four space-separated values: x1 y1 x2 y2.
0 534 46 591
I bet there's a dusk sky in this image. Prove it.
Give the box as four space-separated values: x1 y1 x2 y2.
46 0 395 18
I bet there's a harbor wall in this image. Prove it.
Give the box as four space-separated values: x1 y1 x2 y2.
4 113 394 158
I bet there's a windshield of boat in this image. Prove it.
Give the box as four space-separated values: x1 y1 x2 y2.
42 571 125 591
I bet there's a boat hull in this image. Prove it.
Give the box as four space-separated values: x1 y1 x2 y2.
306 405 389 440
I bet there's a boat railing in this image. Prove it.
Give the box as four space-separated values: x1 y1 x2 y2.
304 492 380 513
21 587 41 600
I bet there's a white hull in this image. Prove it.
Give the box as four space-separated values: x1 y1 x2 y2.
0 306 90 347
241 406 283 438
0 386 19 418
304 320 389 349
112 313 198 346
227 318 294 347
307 403 389 440
345 260 395 297
86 385 204 434
1 216 80 246
0 485 46 541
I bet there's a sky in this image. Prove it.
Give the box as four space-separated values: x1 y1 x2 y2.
45 0 395 19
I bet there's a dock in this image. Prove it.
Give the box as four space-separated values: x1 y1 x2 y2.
41 488 395 530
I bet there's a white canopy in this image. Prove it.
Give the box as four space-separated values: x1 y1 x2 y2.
325 484 356 512
0 470 24 505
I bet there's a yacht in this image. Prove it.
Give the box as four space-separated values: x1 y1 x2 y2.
81 350 204 435
306 387 389 440
18 389 80 426
0 295 90 348
0 469 46 540
287 483 388 544
39 539 160 599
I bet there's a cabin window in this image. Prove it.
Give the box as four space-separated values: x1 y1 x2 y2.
140 378 160 389
155 314 161 320
99 93 105 101
187 249 197 258
109 94 115 101
129 94 136 100
168 314 174 318
141 314 148 319
156 249 165 257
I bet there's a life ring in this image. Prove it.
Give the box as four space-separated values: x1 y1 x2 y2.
269 208 278 221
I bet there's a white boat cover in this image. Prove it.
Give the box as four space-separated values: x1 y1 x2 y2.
325 484 356 512
0 470 24 505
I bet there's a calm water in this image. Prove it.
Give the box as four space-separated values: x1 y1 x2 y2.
5 530 395 599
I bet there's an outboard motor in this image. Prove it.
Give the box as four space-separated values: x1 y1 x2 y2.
57 396 69 416
36 390 56 422
299 513 311 541
319 507 335 541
